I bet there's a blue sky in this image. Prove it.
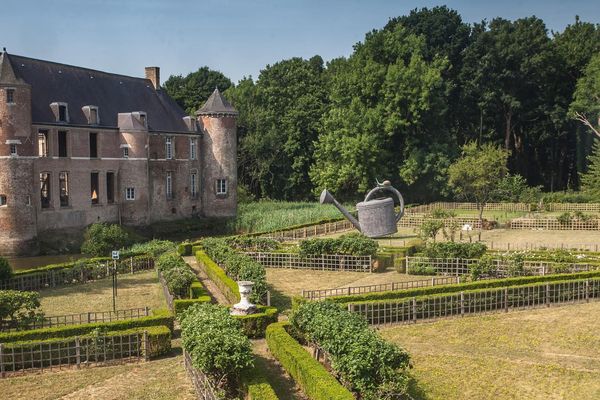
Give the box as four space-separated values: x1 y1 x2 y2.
1 1 598 84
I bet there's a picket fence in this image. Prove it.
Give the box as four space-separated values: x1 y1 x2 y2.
245 252 373 272
349 278 600 325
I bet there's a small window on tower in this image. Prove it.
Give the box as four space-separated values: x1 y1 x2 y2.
6 89 14 104
9 144 17 156
0 195 7 206
216 179 227 195
126 187 135 201
123 147 129 158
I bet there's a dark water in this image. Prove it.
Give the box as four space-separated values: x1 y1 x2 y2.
7 254 86 272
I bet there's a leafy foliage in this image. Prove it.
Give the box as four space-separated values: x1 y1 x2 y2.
0 257 12 283
180 303 253 391
163 67 232 115
80 223 134 257
0 290 44 328
423 242 487 259
298 233 379 257
156 251 196 298
290 301 410 399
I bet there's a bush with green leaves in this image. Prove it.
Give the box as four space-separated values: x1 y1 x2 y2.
423 242 487 259
162 266 196 299
418 219 445 242
80 223 134 256
0 257 12 283
225 236 280 252
0 290 44 329
470 255 498 280
407 260 437 275
180 303 253 394
124 240 175 257
298 233 378 257
290 301 410 399
156 252 185 273
557 212 573 225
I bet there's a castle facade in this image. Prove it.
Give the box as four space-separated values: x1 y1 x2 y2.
0 51 237 255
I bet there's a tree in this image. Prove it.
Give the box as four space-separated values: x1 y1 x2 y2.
80 223 133 257
580 141 600 196
163 67 232 115
448 142 509 240
571 54 600 138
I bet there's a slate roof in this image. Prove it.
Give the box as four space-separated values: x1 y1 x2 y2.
7 53 190 132
196 88 238 116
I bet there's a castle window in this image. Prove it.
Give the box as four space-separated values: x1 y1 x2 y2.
0 195 6 206
58 105 68 122
107 172 115 204
6 89 14 104
89 132 98 158
165 137 173 159
190 138 197 160
190 172 198 199
216 179 227 195
140 113 146 127
38 131 48 157
126 187 135 201
40 172 51 208
9 144 17 156
90 108 98 124
58 131 68 157
166 171 173 199
123 147 129 158
91 172 100 205
59 172 69 207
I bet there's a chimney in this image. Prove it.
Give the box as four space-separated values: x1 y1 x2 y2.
145 67 160 89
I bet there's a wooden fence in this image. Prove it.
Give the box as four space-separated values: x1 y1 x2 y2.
301 276 460 300
405 256 600 277
398 215 482 229
508 218 600 230
183 349 221 400
0 307 150 332
487 242 600 252
245 252 373 272
348 278 600 325
260 219 355 241
406 202 531 213
158 271 175 311
0 331 148 377
544 203 600 212
0 257 155 291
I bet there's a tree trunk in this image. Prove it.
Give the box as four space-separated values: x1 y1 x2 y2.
477 202 484 241
504 111 512 150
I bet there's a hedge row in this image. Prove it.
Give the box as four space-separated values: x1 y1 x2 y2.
266 322 354 400
195 250 240 304
326 270 600 305
241 365 279 400
299 233 379 257
173 280 212 316
156 252 196 298
0 308 174 343
235 306 278 339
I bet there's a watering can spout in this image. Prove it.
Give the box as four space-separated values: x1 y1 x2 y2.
320 189 362 232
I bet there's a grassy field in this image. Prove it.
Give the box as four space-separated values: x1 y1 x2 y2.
266 269 433 312
381 302 600 400
39 271 165 315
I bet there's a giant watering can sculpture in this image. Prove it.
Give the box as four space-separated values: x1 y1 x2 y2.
320 180 405 238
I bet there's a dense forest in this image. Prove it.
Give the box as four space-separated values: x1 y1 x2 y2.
164 7 600 202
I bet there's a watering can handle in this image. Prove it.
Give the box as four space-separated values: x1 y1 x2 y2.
364 185 405 223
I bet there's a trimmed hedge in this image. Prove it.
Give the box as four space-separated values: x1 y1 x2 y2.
0 308 174 343
241 366 279 400
266 322 354 400
329 270 600 305
235 306 278 338
299 233 379 257
195 250 240 304
178 242 193 256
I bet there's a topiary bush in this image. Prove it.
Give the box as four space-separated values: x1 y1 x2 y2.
180 303 253 395
423 242 487 259
80 223 134 257
298 233 378 257
290 301 410 399
0 257 12 283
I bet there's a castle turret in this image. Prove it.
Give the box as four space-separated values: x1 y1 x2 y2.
197 88 238 217
0 50 38 254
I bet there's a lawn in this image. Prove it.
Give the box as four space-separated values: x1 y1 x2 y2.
266 268 434 312
381 302 600 400
0 353 196 400
38 270 166 315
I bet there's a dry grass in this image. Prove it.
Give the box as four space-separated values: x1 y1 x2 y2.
38 271 166 315
266 268 433 312
381 302 600 400
479 228 600 247
0 355 196 400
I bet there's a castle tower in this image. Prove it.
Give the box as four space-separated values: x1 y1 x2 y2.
0 50 38 255
197 88 238 217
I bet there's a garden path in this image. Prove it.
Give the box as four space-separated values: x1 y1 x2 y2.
183 256 229 305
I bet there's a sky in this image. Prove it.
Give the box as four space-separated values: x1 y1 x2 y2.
1 0 599 84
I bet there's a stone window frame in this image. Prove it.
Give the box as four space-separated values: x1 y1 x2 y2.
6 139 20 157
125 187 135 201
5 88 15 104
59 171 70 208
82 105 100 125
166 171 174 200
50 102 70 123
190 169 198 199
38 130 49 157
120 143 130 159
189 137 197 160
215 178 228 197
0 194 7 207
165 136 174 160
40 172 52 209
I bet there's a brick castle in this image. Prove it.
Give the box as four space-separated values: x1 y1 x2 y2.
0 50 237 255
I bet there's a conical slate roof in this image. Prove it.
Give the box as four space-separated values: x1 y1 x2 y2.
0 51 24 84
196 88 238 116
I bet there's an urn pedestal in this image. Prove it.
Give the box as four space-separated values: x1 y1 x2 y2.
230 281 257 316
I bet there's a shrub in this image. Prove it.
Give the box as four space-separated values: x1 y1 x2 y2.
235 306 278 338
125 240 175 257
407 260 436 275
0 257 12 283
418 219 445 242
196 250 240 304
225 236 280 252
241 366 279 400
177 242 193 256
266 322 354 400
299 233 378 257
290 301 410 399
470 254 497 280
180 303 253 393
0 290 44 329
80 223 134 256
423 242 487 259
162 265 196 299
557 212 573 225
156 251 184 273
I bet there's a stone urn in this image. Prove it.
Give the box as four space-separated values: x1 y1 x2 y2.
230 281 257 316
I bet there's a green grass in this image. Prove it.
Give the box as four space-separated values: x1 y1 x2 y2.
381 302 600 400
234 201 351 234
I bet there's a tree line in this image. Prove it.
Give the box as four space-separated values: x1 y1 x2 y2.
164 7 600 202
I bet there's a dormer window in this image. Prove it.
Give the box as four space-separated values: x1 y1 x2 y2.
6 89 14 104
58 105 67 122
140 113 146 126
51 102 69 123
82 106 100 125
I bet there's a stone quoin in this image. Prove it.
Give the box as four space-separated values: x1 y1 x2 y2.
0 50 237 255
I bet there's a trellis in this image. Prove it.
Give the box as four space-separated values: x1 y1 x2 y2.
0 331 148 377
183 349 221 400
348 278 600 325
406 202 530 213
245 252 373 272
301 276 459 300
0 307 150 332
0 257 154 291
508 218 600 230
487 242 600 252
398 215 481 229
260 219 355 241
